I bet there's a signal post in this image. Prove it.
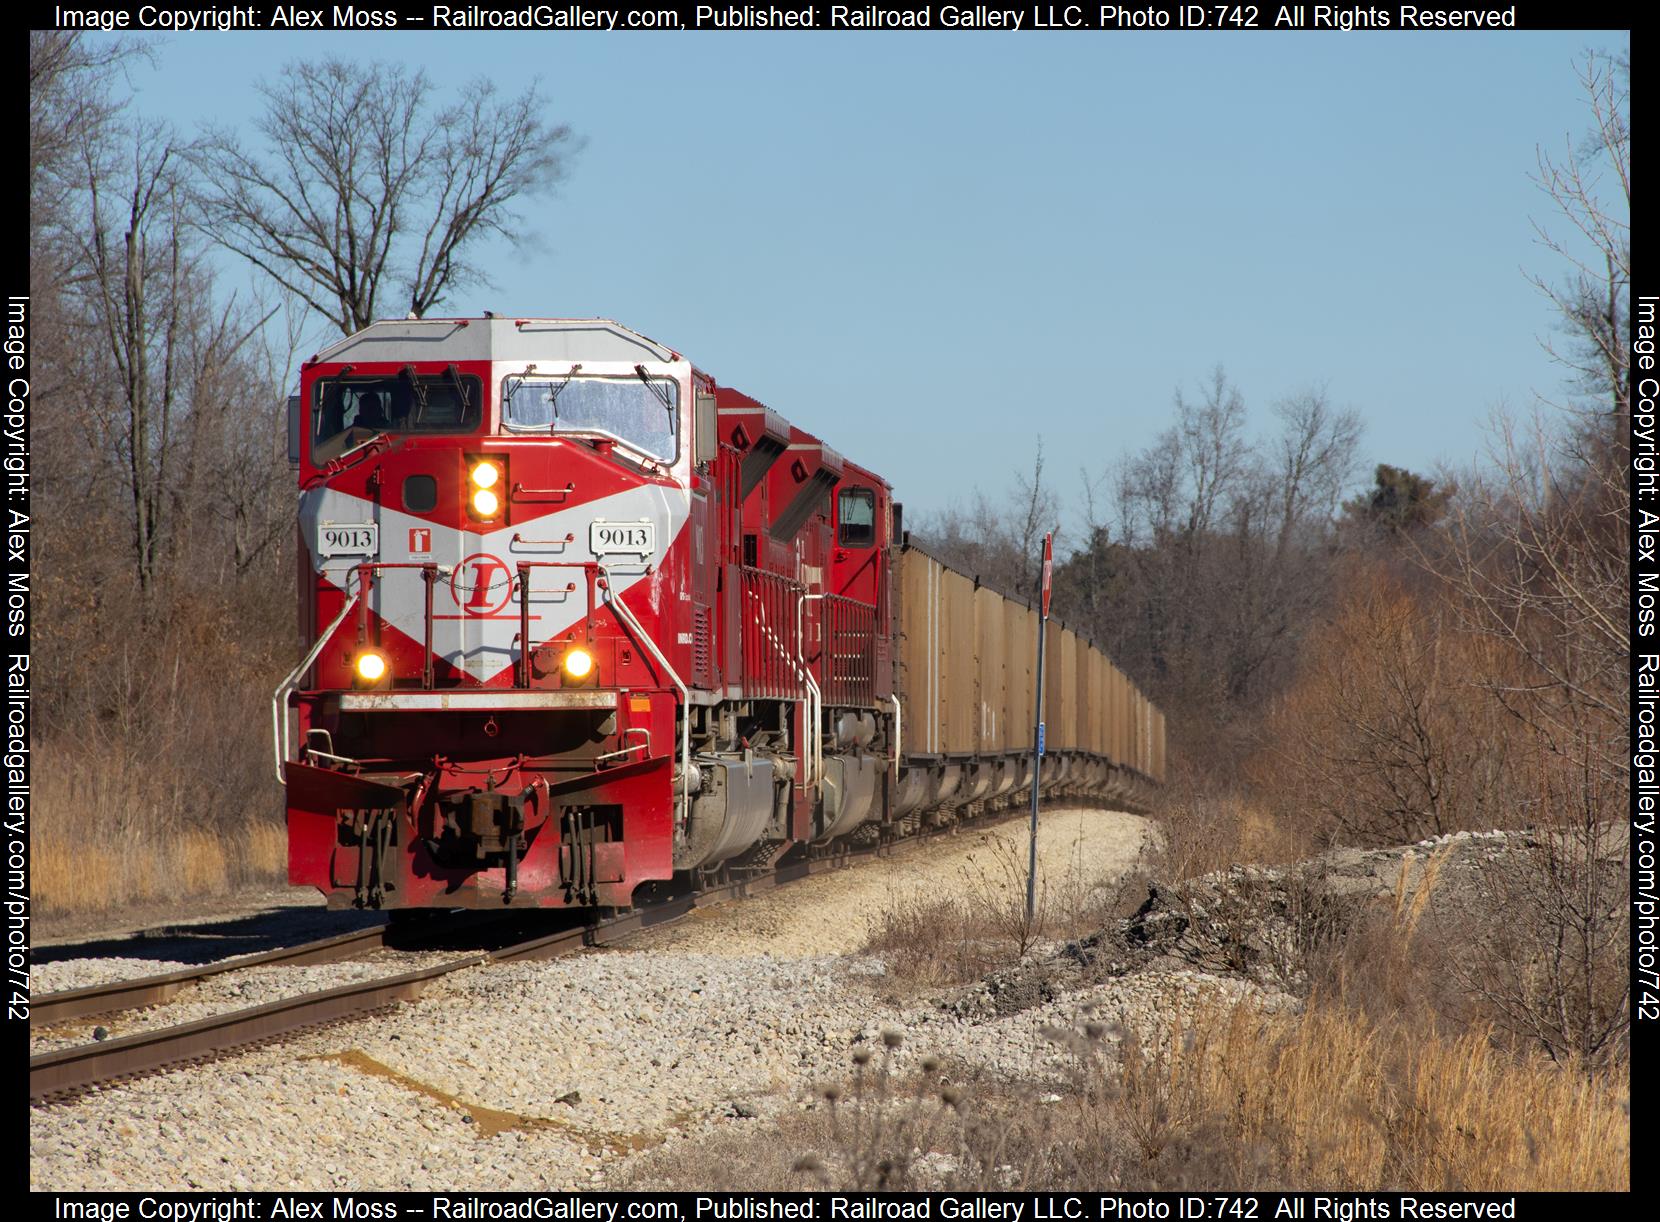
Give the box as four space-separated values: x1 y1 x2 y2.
1027 531 1053 921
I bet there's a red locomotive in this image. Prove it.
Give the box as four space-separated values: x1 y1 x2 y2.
276 317 1164 910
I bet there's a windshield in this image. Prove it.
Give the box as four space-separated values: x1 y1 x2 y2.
503 375 679 461
312 372 482 462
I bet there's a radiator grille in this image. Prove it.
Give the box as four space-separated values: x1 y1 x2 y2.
691 604 713 687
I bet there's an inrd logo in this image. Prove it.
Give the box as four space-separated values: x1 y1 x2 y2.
450 553 514 617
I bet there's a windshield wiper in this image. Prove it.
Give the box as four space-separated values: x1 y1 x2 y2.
503 363 536 412
446 364 469 414
544 363 582 426
634 364 674 416
400 365 430 426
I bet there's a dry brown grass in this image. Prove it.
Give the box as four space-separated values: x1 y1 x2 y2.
31 741 287 914
245 818 288 874
625 994 1629 1193
860 895 1009 989
1293 851 1461 1028
31 555 297 916
1112 993 1628 1191
1152 779 1308 882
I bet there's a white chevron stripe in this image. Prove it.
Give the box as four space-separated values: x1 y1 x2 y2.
299 484 690 683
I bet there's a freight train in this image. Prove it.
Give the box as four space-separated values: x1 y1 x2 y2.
274 317 1165 910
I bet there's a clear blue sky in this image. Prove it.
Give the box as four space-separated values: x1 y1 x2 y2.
105 28 1627 535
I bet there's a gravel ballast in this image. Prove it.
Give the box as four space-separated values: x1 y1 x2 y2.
31 807 1156 1191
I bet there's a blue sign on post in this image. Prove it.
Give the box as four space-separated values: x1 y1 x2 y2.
1037 721 1045 755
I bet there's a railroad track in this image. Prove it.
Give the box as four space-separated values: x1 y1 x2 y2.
29 924 395 1027
29 804 1029 1104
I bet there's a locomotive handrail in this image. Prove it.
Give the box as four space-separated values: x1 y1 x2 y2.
796 591 878 788
593 564 693 837
512 560 693 836
740 567 818 793
594 726 652 765
274 562 447 783
739 567 807 700
272 583 364 784
352 562 445 689
817 592 877 706
511 481 575 500
797 593 824 793
513 561 600 688
890 694 902 783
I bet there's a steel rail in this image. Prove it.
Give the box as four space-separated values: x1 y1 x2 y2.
30 925 394 1028
28 900 686 1101
30 954 485 1102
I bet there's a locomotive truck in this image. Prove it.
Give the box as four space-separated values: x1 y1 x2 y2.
274 317 1164 910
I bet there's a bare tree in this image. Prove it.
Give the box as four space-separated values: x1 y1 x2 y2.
1024 368 1367 781
70 122 195 597
190 60 575 335
1527 49 1630 427
44 107 275 602
1173 366 1252 539
1010 439 1058 596
913 443 1059 600
1098 373 1360 712
1265 563 1520 845
1269 389 1363 554
1110 368 1253 707
217 299 314 578
1437 420 1627 784
29 32 145 228
1434 47 1630 789
29 32 150 417
1416 48 1632 1068
1230 389 1362 694
29 40 323 907
162 290 287 578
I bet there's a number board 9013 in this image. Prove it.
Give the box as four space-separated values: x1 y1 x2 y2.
589 520 655 556
319 523 378 557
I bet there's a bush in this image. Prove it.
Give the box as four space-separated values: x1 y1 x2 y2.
862 829 1133 990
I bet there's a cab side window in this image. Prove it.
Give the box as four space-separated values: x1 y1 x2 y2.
838 487 876 548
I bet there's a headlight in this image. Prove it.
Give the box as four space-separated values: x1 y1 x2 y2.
562 646 594 680
467 458 505 520
354 650 388 683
